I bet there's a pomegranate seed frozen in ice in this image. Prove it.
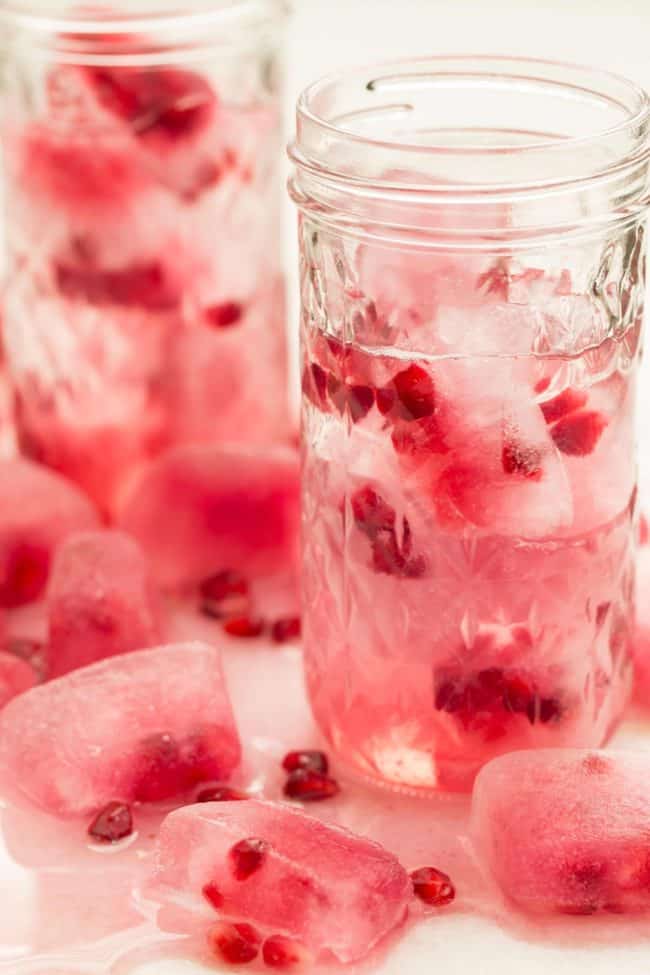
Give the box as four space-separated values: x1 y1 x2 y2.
291 57 645 792
2 7 289 512
0 458 99 608
471 749 650 915
117 444 300 590
0 643 241 816
46 530 160 678
150 799 411 962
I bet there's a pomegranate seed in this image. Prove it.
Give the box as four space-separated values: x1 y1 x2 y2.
537 696 563 724
223 616 266 639
310 363 328 403
200 570 250 619
197 785 250 802
205 301 244 329
540 388 588 424
229 837 270 881
88 801 133 843
271 617 302 644
284 768 340 802
376 385 396 415
502 674 535 714
55 260 179 311
477 261 510 300
391 364 436 420
411 866 456 907
327 375 375 423
87 65 215 141
391 415 448 457
502 439 543 480
282 750 329 775
551 410 607 456
263 935 312 969
595 602 611 627
351 486 396 539
0 542 50 609
371 528 426 579
207 921 261 965
535 376 551 394
203 881 224 910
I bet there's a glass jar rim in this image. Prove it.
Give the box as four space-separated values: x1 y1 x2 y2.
290 55 650 195
0 0 288 32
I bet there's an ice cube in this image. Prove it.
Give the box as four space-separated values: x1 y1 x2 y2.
116 444 300 590
471 749 650 914
46 530 161 678
0 642 241 816
0 458 99 608
150 799 411 962
0 651 36 709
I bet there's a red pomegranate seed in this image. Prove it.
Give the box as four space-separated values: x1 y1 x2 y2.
391 415 448 457
55 260 179 312
284 768 340 802
411 866 456 907
197 785 250 802
351 486 396 539
263 935 312 969
205 301 244 329
0 542 50 609
282 750 329 775
87 65 215 141
376 385 396 415
203 881 224 910
540 388 588 424
223 616 266 639
207 921 262 965
477 261 510 299
551 410 607 456
200 570 250 619
327 375 375 423
229 837 270 881
502 440 543 480
271 617 302 644
310 363 328 403
88 801 133 844
502 673 534 714
391 364 436 420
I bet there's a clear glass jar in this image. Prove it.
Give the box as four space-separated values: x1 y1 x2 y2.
290 57 650 793
1 0 289 513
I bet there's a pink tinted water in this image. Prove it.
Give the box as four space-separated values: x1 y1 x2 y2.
301 308 638 792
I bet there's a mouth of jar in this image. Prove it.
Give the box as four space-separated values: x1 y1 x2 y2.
289 56 650 244
0 0 288 62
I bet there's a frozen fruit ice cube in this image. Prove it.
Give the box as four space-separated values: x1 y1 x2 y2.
150 799 411 962
0 458 100 608
0 642 240 816
117 444 300 590
0 651 37 710
46 530 161 679
471 749 650 915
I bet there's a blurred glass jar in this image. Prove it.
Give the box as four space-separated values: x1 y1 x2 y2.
0 0 289 513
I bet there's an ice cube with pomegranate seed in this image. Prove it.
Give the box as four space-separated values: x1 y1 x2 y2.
472 749 650 915
0 458 99 609
117 444 300 590
0 651 36 709
46 530 161 679
150 798 411 962
0 642 240 816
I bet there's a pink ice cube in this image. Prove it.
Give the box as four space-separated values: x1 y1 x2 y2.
0 651 37 709
0 458 99 608
46 530 161 679
0 642 241 816
116 444 300 590
472 749 650 914
150 799 411 962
